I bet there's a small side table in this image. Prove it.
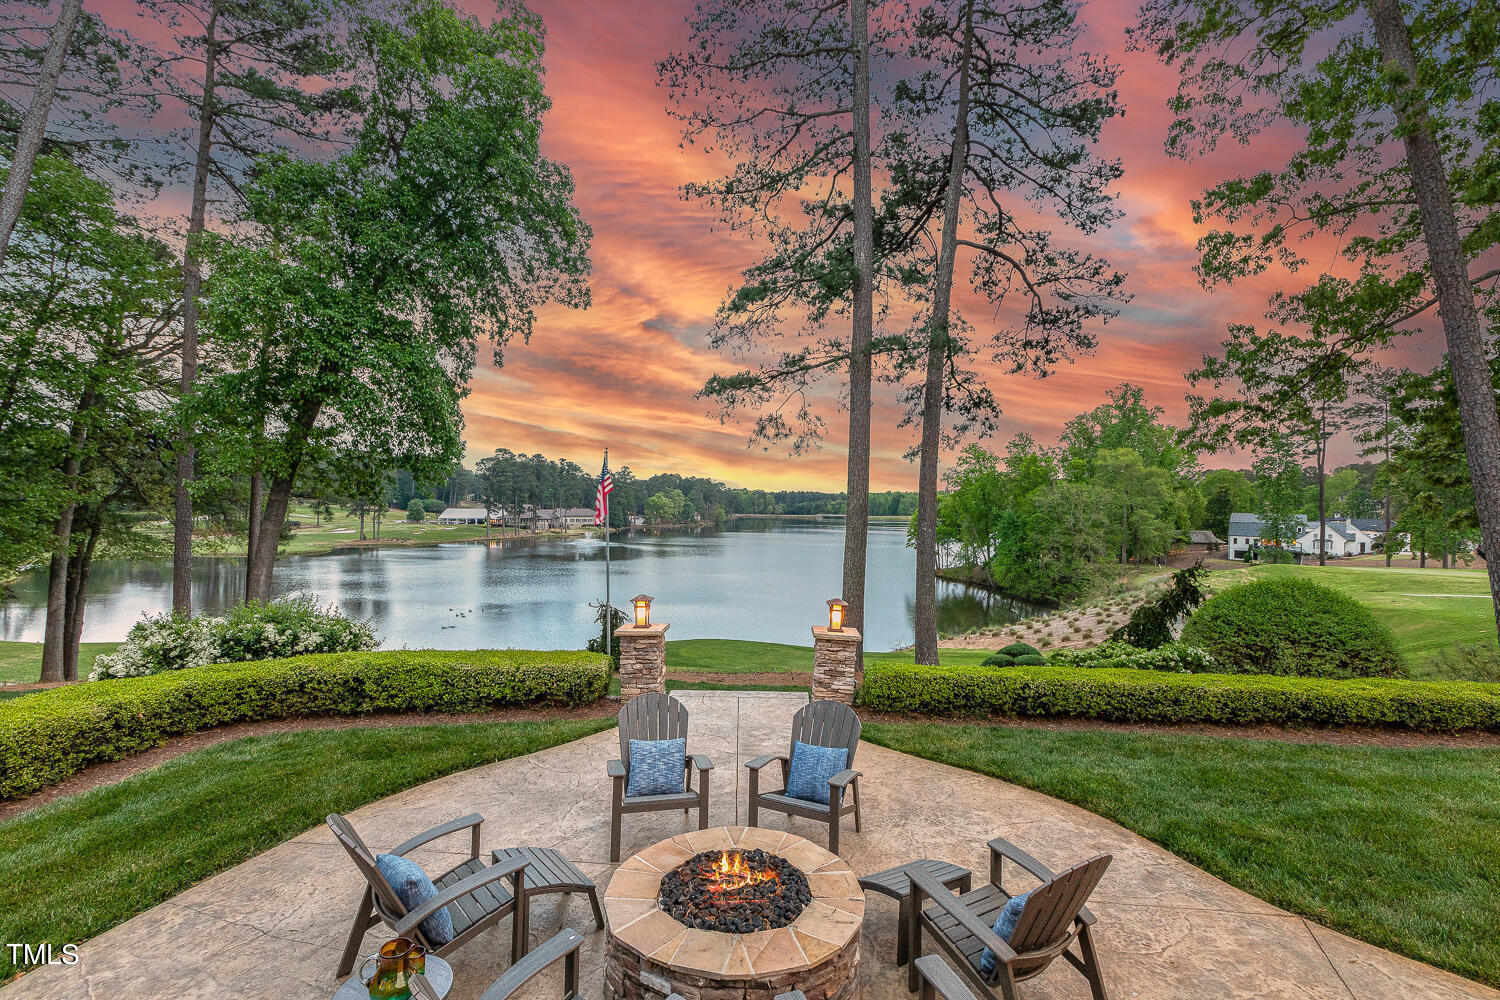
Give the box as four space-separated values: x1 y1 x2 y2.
332 954 453 999
491 846 605 930
859 859 973 966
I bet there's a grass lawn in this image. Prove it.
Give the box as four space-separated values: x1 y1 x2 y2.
0 718 611 981
665 638 996 674
0 641 118 686
864 721 1500 987
1206 563 1497 677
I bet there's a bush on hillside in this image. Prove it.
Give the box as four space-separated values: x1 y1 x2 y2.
998 641 1041 658
855 661 1500 731
1010 653 1046 666
1 649 611 798
982 653 1014 667
1181 577 1405 678
89 597 377 680
1112 562 1207 649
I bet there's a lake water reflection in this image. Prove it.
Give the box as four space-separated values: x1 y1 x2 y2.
0 520 1043 652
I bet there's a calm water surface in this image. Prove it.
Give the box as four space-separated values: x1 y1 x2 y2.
0 520 1041 652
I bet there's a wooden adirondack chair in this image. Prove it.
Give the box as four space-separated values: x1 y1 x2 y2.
609 692 715 862
327 812 529 978
907 837 1111 1000
745 699 863 855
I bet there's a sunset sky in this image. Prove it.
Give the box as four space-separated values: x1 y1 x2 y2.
85 0 1448 491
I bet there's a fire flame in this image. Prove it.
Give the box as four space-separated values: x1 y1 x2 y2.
705 851 777 893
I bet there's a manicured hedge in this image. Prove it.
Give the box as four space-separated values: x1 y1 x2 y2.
857 661 1500 731
0 649 610 799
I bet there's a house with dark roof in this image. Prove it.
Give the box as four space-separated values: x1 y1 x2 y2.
1226 513 1400 561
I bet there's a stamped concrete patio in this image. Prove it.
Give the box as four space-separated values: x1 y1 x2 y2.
6 690 1495 1000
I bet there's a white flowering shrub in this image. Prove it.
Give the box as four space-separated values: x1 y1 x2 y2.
90 597 377 680
1048 641 1221 674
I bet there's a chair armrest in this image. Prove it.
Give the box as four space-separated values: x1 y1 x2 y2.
391 814 483 857
689 753 715 771
409 974 442 1000
914 955 980 1000
607 759 627 778
828 768 861 788
988 836 1095 925
478 928 583 1000
988 836 1055 882
910 868 1015 966
394 857 530 935
745 754 788 771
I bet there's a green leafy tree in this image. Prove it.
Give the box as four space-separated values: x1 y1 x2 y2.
1134 0 1500 636
1187 326 1365 565
1063 384 1192 480
1198 468 1254 540
144 0 362 614
199 0 591 602
406 498 425 522
1252 442 1304 562
0 156 180 680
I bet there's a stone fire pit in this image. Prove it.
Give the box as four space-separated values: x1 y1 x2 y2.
603 827 864 1000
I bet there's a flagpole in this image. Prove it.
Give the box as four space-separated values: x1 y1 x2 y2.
604 448 612 660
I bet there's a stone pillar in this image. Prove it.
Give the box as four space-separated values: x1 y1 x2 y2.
811 626 861 704
615 622 669 699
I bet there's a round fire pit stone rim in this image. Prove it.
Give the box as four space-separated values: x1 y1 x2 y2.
603 826 865 981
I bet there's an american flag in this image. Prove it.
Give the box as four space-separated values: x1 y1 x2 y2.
595 454 614 526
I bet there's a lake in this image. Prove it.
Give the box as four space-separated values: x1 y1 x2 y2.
0 520 1042 652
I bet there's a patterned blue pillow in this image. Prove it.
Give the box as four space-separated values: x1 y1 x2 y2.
626 737 687 796
375 853 455 945
785 741 848 805
978 891 1029 974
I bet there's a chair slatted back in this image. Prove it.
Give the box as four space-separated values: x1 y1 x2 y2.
326 813 412 923
617 692 690 774
1007 854 1111 961
788 700 861 767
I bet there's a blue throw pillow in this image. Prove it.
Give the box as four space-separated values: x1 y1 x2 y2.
978 891 1029 975
785 741 848 805
626 737 687 796
375 854 455 945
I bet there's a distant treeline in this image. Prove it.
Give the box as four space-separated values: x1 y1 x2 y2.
375 450 917 526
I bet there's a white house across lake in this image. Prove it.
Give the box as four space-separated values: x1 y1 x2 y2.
1227 512 1399 561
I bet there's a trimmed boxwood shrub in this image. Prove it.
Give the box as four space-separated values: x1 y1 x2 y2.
1181 577 1405 678
982 653 1014 667
0 649 610 799
998 641 1041 659
856 661 1500 732
1011 653 1046 666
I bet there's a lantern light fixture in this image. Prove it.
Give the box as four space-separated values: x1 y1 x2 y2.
827 597 847 632
632 595 653 628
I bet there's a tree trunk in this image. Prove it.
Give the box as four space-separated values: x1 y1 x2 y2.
1316 416 1327 567
40 500 76 683
0 0 82 267
912 2 974 667
63 506 102 680
245 393 322 602
172 4 221 616
358 507 366 541
245 469 262 601
40 389 93 682
1120 503 1128 565
839 0 874 637
246 475 295 602
1370 0 1500 641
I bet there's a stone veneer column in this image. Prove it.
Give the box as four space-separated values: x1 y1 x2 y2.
615 622 669 699
811 626 861 704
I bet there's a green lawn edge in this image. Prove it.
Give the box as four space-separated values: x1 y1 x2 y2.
863 720 1500 987
0 717 613 983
